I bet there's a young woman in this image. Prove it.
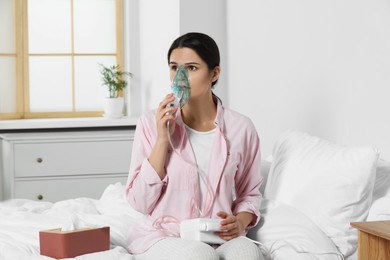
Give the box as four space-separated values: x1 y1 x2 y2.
126 32 264 260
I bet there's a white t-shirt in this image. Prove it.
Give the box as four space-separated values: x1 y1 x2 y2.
185 125 216 211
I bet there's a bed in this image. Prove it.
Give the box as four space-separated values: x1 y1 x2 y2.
1 130 389 260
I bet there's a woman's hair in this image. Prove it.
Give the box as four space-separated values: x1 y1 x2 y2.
167 32 220 87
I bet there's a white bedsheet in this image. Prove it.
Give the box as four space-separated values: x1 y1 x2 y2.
0 183 346 260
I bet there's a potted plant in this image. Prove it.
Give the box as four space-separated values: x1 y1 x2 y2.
99 63 132 118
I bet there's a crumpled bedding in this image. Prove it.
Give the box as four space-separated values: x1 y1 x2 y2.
0 183 346 260
0 183 144 260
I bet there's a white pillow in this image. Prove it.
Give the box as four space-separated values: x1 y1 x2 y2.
367 196 390 221
264 130 379 257
372 158 390 201
366 159 390 222
248 199 343 260
259 158 272 195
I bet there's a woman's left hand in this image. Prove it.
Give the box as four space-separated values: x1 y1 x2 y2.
216 211 246 241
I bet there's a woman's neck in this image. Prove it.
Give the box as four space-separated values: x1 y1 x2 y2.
181 95 217 132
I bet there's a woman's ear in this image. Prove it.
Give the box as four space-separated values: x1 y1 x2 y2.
211 66 220 83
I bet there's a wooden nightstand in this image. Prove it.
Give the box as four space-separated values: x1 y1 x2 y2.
351 221 390 260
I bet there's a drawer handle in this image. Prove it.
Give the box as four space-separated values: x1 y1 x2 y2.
37 194 43 200
36 158 43 163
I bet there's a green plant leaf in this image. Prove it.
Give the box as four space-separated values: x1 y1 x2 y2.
99 63 133 98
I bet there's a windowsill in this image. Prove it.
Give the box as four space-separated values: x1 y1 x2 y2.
0 116 138 130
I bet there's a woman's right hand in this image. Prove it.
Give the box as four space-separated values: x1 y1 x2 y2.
156 93 178 143
147 93 178 180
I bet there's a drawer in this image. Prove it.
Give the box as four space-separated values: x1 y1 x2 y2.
14 140 133 177
14 175 128 202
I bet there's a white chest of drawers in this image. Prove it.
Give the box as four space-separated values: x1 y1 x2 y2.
0 129 134 202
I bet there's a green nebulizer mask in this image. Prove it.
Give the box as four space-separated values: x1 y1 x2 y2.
171 65 190 108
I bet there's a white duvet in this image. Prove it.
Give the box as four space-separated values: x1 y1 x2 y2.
0 183 144 260
0 183 346 260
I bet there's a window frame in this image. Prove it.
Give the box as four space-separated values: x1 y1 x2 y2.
0 0 124 120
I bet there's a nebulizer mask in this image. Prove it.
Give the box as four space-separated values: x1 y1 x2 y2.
169 65 191 109
166 65 191 148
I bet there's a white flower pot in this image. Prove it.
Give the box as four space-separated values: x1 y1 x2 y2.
103 97 124 118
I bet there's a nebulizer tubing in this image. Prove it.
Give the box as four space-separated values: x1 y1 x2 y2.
165 65 216 218
152 66 217 235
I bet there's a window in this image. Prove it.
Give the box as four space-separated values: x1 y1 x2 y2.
0 0 123 119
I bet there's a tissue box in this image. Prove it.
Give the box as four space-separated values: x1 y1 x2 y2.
39 227 110 259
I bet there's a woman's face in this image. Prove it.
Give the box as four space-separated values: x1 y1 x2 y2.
169 47 219 100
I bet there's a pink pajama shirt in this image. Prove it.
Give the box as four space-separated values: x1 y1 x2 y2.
125 101 263 254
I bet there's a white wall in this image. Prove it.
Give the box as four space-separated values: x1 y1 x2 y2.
125 0 180 117
227 0 390 159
